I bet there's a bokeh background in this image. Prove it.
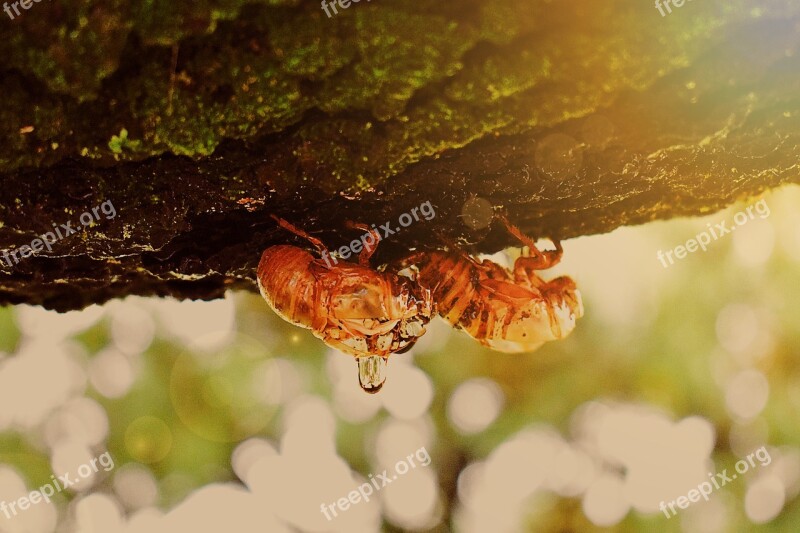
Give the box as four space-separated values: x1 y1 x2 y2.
0 185 799 533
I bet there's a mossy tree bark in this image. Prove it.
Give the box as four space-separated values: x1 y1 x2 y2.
0 0 798 311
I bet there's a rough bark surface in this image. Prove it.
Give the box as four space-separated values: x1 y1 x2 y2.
0 0 798 311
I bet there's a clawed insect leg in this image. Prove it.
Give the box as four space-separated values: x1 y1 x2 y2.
345 221 382 266
495 211 563 271
541 275 577 295
540 275 583 318
270 214 329 257
513 241 563 285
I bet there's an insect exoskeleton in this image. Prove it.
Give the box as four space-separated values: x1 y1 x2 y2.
257 216 433 393
402 213 583 353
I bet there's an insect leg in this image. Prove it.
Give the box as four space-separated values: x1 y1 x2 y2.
540 275 584 326
496 212 563 270
512 249 565 287
345 221 382 266
270 214 329 256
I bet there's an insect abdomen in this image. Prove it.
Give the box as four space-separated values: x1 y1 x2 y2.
417 252 479 328
257 245 318 328
417 253 516 344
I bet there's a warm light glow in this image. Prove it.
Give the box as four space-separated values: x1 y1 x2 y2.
582 473 629 527
113 464 159 510
125 416 173 464
725 369 770 420
44 397 109 449
745 475 785 523
447 378 504 434
89 347 136 399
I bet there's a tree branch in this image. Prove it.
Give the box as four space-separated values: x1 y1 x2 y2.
1 0 798 310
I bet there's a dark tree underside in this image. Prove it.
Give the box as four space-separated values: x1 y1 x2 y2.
0 0 798 311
